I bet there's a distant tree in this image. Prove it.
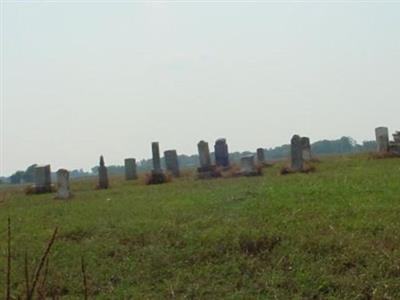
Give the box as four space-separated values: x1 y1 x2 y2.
10 171 24 184
22 164 37 183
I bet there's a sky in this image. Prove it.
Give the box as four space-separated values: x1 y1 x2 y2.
1 1 400 176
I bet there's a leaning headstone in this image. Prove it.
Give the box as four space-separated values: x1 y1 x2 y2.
56 169 72 199
240 156 261 176
375 127 389 153
291 135 304 171
214 138 230 168
300 137 312 161
124 158 138 180
148 142 167 184
256 148 265 163
98 155 109 189
33 165 52 193
197 140 220 179
164 150 180 177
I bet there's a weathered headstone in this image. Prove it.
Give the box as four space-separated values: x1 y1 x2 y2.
300 137 312 161
56 169 72 199
33 165 52 193
393 131 400 143
256 148 265 163
148 142 167 184
198 140 212 170
240 156 260 176
124 158 138 180
214 138 230 168
98 155 109 189
151 142 163 174
375 127 389 153
197 140 220 179
164 150 180 177
390 131 400 155
291 135 304 171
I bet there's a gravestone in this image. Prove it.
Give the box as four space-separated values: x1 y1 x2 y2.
375 127 389 153
56 169 72 199
124 158 138 180
256 148 265 163
164 150 180 177
197 140 220 178
152 142 163 174
240 156 260 176
214 138 230 168
291 135 304 171
33 165 52 193
98 155 109 189
389 131 400 155
148 142 166 184
198 140 212 170
300 137 312 161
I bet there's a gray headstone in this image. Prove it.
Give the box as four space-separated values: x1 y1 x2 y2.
214 138 230 168
34 165 52 193
240 156 258 176
375 127 389 153
151 142 163 174
300 137 312 161
393 131 400 143
56 169 71 199
198 140 212 169
98 155 109 189
256 148 265 163
164 150 180 177
124 158 137 180
291 135 304 171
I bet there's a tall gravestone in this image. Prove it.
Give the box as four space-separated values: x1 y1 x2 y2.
214 138 230 168
151 142 163 174
375 127 389 153
98 155 109 189
124 158 138 180
164 150 180 177
300 137 312 161
197 140 220 178
256 148 265 163
148 142 166 184
198 141 212 170
240 156 260 176
56 169 72 199
291 135 304 171
34 165 52 193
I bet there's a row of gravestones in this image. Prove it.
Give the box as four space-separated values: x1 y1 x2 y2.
30 136 313 199
375 127 400 155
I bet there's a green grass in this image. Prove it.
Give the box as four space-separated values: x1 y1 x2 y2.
1 154 400 299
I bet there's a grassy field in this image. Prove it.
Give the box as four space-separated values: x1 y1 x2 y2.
1 154 400 299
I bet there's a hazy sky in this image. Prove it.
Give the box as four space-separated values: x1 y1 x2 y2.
1 1 399 176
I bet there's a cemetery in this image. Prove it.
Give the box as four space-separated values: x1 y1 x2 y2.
0 129 399 298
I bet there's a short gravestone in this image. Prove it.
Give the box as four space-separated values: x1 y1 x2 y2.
124 158 138 180
98 155 109 189
291 135 304 171
390 131 400 155
197 140 220 179
300 137 312 161
375 127 389 153
148 142 167 184
56 169 72 199
256 148 265 163
164 150 180 177
240 156 261 176
33 165 52 193
214 138 230 168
